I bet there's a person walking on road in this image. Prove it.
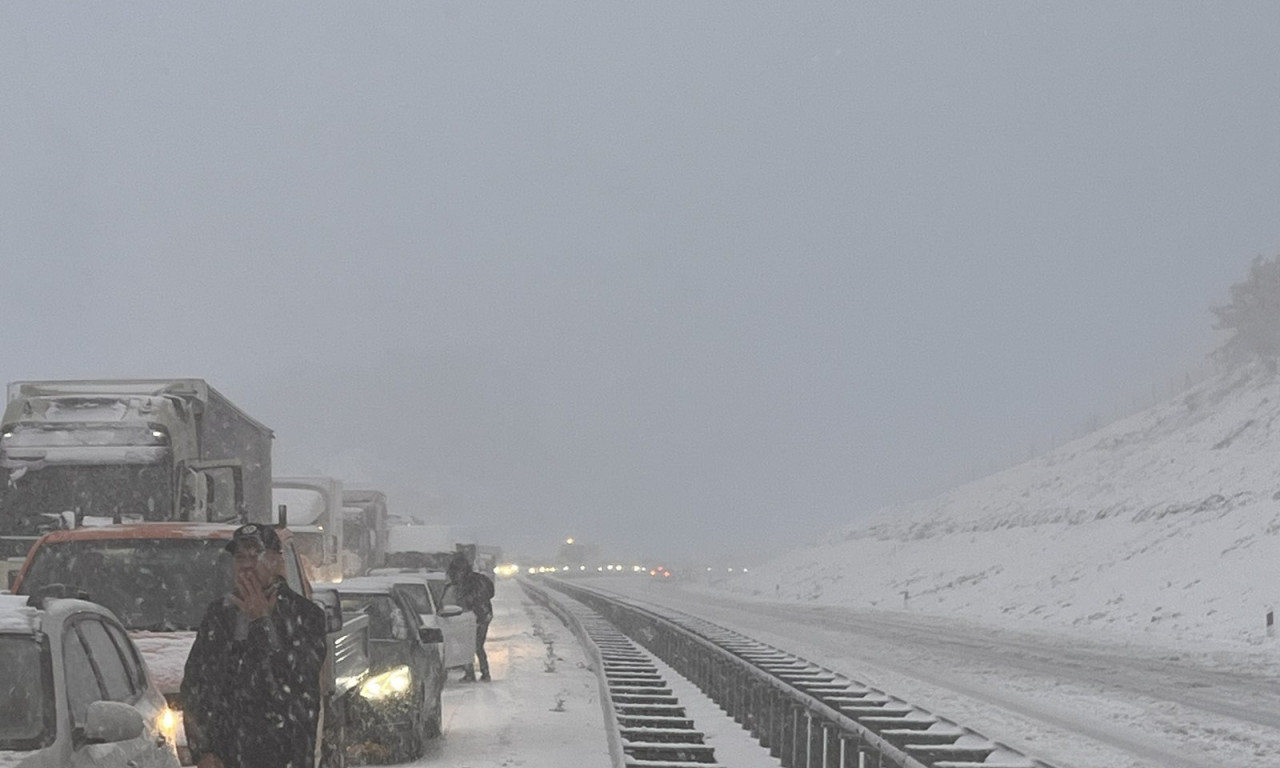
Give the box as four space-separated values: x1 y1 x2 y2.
446 552 495 682
182 524 328 768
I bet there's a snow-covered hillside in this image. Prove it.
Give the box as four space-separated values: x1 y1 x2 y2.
728 363 1280 647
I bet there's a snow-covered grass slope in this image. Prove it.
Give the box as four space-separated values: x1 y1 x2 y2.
729 363 1280 647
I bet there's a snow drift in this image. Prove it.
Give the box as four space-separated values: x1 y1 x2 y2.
729 363 1280 646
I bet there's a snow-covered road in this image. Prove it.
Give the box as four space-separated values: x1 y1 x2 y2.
385 579 778 768
581 577 1280 768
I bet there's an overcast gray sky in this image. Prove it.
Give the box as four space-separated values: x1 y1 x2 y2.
2 3 1278 563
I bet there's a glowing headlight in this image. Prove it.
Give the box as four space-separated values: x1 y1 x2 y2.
360 665 413 700
159 707 178 733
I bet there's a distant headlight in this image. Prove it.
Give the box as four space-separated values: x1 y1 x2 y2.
360 665 413 700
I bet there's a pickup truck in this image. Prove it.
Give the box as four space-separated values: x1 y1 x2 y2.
10 522 370 767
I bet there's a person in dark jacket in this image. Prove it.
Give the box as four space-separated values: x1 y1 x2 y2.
446 552 494 682
182 524 327 768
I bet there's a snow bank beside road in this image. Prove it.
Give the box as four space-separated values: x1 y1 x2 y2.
729 364 1280 647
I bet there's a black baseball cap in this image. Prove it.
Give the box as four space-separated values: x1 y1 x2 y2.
225 523 283 554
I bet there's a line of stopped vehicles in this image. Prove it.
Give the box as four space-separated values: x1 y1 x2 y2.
0 379 496 767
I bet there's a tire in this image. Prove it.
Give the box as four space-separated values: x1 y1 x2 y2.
423 690 442 740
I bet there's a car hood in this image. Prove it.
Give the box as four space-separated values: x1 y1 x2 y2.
130 631 198 695
0 750 41 768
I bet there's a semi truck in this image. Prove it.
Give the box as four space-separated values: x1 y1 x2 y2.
273 475 345 583
340 489 388 576
0 379 273 580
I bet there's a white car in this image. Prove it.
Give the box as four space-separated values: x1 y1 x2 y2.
0 591 180 768
361 570 478 670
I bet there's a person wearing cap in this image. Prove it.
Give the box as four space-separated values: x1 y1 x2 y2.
445 552 495 682
181 524 327 768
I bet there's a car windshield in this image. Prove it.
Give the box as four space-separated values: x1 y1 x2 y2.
19 539 234 631
340 593 409 641
0 635 52 750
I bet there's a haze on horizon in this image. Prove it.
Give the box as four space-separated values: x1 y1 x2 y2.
2 2 1279 563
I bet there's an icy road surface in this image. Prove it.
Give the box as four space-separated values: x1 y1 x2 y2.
582 577 1280 768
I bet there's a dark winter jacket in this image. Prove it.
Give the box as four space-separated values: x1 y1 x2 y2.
447 568 494 623
181 581 326 768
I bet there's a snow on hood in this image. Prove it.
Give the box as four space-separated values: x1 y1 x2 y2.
0 750 39 768
130 631 197 694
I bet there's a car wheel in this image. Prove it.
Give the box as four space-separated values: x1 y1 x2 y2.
423 689 442 740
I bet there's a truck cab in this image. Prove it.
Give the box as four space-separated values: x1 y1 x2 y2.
273 477 345 584
0 380 274 583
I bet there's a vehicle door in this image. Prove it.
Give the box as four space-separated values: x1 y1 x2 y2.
64 615 174 767
394 593 441 709
390 582 447 664
433 580 477 668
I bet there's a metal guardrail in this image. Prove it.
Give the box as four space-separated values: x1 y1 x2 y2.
520 578 726 768
541 578 1060 768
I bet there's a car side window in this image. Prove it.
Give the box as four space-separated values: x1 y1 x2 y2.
77 620 135 702
389 597 409 641
102 620 147 694
62 627 100 727
398 584 433 616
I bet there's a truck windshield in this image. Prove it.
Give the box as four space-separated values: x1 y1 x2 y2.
19 539 233 632
0 635 52 750
0 464 172 533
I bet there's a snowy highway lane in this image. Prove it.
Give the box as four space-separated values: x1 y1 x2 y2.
580 577 1280 768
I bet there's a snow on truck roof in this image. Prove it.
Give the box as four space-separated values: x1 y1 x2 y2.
33 522 245 543
8 379 212 402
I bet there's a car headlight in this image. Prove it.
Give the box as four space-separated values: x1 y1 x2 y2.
159 707 178 734
360 665 413 700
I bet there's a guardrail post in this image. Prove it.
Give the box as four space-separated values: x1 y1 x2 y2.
733 667 750 725
773 696 793 764
790 704 805 767
821 720 838 768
